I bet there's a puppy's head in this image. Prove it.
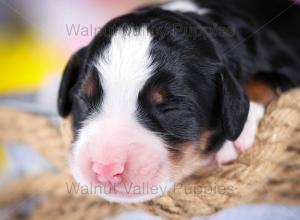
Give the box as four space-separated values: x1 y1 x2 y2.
58 10 249 203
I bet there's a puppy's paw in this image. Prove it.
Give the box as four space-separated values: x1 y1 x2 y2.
215 102 264 165
234 102 264 153
214 140 238 165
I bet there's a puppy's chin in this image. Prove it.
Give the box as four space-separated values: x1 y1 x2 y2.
89 182 176 204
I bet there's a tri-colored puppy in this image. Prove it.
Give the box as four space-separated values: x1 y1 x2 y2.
58 0 300 203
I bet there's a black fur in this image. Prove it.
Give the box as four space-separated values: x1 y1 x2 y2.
58 0 300 152
58 47 87 118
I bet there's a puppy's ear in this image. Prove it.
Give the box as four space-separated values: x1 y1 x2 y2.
57 47 87 117
220 68 249 141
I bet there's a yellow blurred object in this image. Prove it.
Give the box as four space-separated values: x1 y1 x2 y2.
0 144 7 170
0 35 64 94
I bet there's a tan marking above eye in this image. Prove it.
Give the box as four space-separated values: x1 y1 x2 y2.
82 78 97 97
150 87 169 105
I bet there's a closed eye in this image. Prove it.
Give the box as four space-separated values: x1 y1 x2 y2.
75 93 100 113
157 104 178 113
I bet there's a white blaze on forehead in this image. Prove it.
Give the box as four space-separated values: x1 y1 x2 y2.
95 28 153 117
161 0 210 15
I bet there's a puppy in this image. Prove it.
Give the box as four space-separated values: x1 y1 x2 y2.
58 0 300 203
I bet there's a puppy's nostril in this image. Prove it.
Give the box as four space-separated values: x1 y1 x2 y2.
91 162 125 184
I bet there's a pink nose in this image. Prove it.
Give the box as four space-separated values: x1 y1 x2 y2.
91 162 125 184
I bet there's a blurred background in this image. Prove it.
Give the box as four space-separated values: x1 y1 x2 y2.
0 0 159 95
0 0 299 220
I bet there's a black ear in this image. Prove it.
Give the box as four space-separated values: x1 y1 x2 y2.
220 69 249 141
57 47 87 117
